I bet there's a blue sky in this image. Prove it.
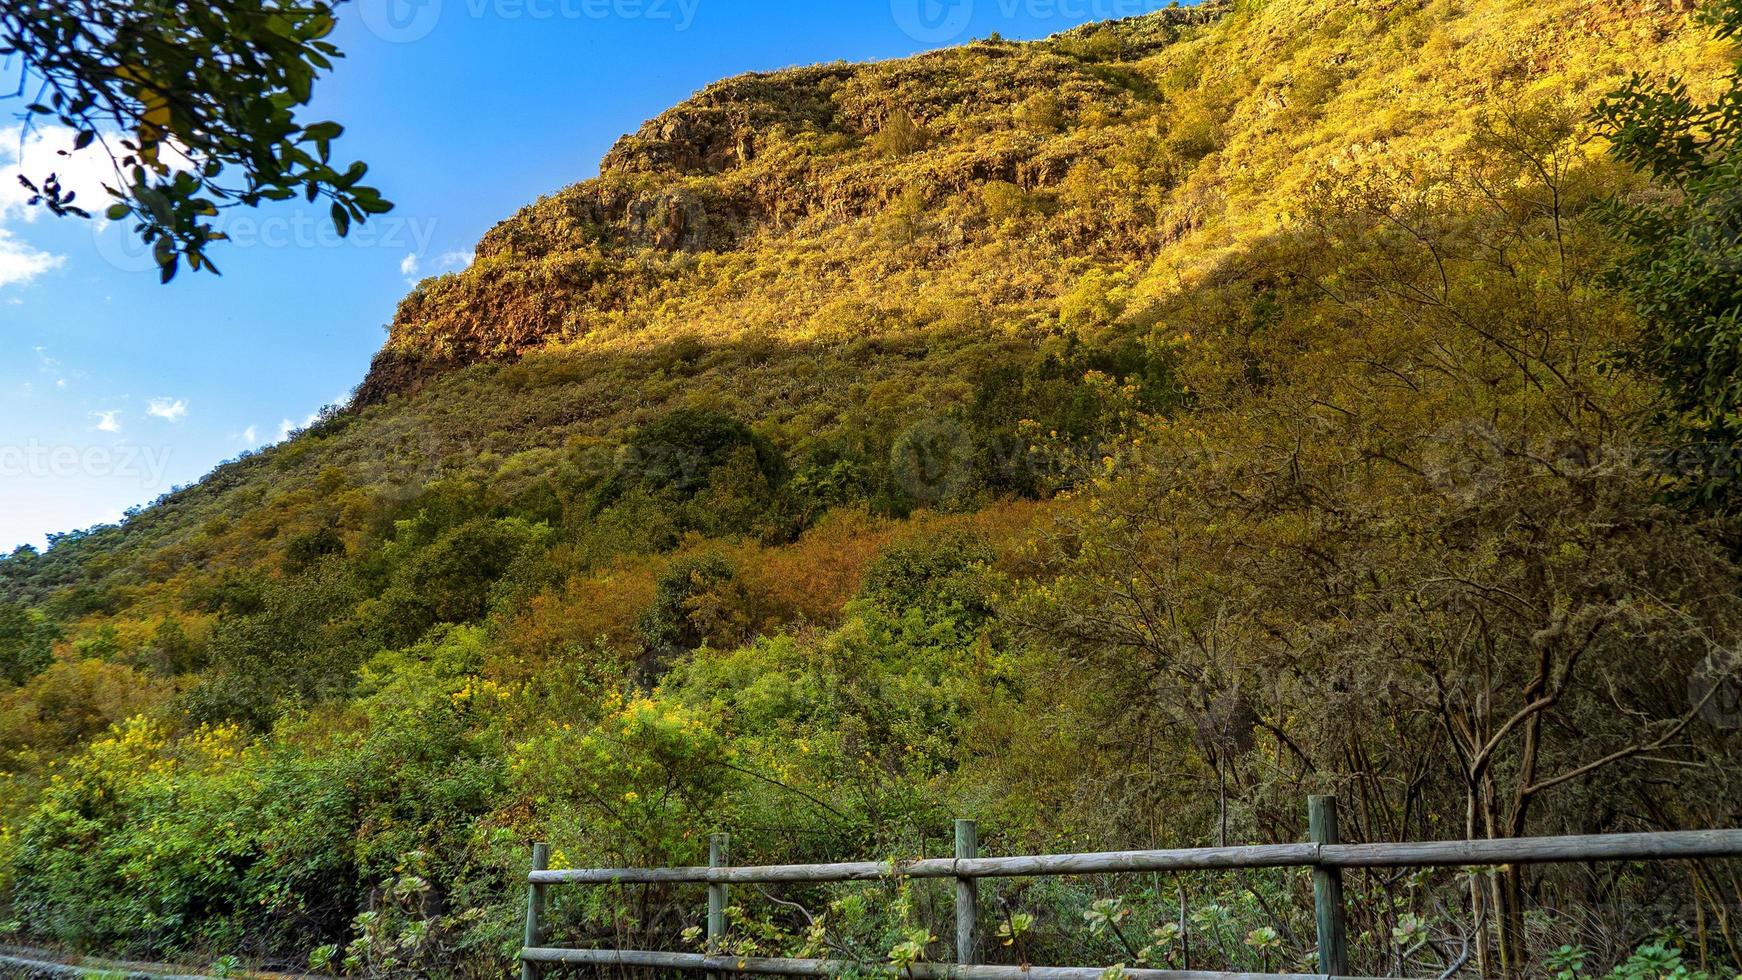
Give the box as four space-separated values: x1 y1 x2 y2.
0 0 1183 553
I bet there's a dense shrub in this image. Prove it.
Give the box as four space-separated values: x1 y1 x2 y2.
183 563 378 729
591 408 789 539
0 602 57 686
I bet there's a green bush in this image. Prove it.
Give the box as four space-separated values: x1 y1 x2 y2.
0 601 58 686
595 409 786 511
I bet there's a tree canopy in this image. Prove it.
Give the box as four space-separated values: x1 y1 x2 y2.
1599 0 1742 504
1 0 390 280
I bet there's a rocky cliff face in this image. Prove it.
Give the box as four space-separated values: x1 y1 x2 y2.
354 0 1709 407
355 3 1246 405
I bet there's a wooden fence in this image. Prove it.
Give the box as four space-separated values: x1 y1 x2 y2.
517 796 1742 980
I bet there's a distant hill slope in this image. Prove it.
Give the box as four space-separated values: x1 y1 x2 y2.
3 0 1716 609
359 0 1704 398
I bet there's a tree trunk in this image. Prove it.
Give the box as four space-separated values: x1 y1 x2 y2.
1467 792 1494 979
1498 864 1528 979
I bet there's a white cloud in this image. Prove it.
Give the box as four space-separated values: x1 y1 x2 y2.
0 124 198 284
241 424 259 446
0 125 117 225
402 250 472 285
0 125 121 288
277 414 317 442
0 228 63 288
147 397 189 422
34 346 71 388
91 410 121 433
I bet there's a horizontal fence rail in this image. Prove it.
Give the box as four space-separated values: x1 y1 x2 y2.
524 830 1742 886
528 842 1321 885
520 949 1336 980
517 796 1742 980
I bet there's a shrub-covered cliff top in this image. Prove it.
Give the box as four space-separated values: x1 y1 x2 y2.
3 0 1725 629
362 0 1716 399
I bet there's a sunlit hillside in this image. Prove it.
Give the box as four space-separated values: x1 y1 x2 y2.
2 1 1738 976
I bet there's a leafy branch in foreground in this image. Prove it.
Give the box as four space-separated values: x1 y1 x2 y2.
0 0 392 281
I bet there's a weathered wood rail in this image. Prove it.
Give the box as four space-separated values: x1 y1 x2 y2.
518 796 1742 980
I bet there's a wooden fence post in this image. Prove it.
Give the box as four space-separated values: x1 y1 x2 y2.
1309 796 1349 977
708 832 730 980
955 818 979 966
521 842 548 980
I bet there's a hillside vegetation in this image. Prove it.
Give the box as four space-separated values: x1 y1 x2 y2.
3 1 1741 976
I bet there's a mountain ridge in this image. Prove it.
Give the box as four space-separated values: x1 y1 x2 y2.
355 0 1709 406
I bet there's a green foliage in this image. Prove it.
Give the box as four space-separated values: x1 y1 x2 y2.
1549 941 1741 980
638 554 739 672
1 0 391 280
11 721 275 951
373 516 552 642
511 694 731 870
1599 0 1742 505
871 108 929 158
980 181 1033 224
879 185 931 248
593 408 788 539
10 627 513 960
1014 92 1066 134
858 534 993 621
614 409 784 499
1058 270 1124 330
283 525 345 573
961 341 1182 498
184 561 377 728
0 601 57 686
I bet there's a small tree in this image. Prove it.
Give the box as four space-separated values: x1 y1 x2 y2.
872 108 930 158
0 601 57 685
880 184 931 249
1014 92 1065 134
